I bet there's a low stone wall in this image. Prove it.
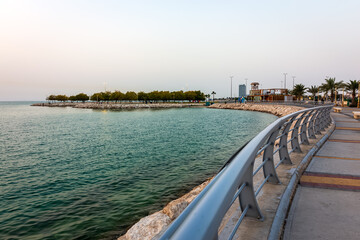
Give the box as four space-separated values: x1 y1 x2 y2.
208 103 304 117
31 102 204 109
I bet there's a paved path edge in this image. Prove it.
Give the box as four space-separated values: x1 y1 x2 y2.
267 120 336 240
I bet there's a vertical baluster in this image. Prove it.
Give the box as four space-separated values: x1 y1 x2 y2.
238 164 263 220
262 127 281 184
279 116 297 164
291 112 306 152
300 110 314 145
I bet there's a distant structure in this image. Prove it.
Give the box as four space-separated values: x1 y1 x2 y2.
248 82 291 101
239 84 246 98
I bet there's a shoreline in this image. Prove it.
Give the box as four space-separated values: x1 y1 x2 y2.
208 103 305 117
118 103 305 240
31 102 204 109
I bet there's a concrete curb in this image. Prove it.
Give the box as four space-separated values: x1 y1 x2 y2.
268 120 336 240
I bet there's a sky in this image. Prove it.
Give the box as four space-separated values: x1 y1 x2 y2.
1 0 360 100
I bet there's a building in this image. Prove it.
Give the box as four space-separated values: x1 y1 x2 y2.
248 82 291 101
239 84 246 98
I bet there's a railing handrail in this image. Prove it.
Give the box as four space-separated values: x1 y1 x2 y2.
160 105 333 240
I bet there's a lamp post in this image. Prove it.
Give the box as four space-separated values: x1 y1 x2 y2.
342 89 344 107
335 87 337 105
230 76 233 101
283 73 287 89
245 78 248 95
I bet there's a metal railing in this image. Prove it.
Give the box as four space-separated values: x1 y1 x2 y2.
160 105 333 240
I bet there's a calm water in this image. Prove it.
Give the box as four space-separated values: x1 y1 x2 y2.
0 102 277 240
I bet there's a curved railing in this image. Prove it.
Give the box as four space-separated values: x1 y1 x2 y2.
160 105 333 240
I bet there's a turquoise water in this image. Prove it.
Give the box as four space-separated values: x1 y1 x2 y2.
0 102 277 240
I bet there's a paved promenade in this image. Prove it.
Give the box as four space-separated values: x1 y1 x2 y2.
283 107 360 239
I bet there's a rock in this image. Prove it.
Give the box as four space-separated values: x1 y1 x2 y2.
163 198 189 220
120 178 213 240
121 211 171 240
162 178 213 220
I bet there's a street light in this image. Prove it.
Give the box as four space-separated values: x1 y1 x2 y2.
230 76 233 100
245 78 248 95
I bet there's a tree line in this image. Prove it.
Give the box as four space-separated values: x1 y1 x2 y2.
46 90 206 103
291 78 359 106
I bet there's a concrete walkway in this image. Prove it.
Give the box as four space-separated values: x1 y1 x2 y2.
283 107 360 240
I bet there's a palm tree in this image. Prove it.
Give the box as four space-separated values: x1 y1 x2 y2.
292 84 307 100
307 85 319 100
320 77 344 102
345 80 359 106
211 91 216 102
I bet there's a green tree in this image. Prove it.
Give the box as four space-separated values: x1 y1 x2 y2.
125 91 138 101
292 84 307 100
110 91 124 102
75 93 89 102
173 91 185 101
55 95 68 102
320 77 344 102
90 93 103 102
137 91 148 102
68 95 77 102
100 91 111 102
148 91 160 101
345 80 359 106
160 91 171 102
185 91 197 101
307 85 319 100
47 95 56 102
194 90 205 101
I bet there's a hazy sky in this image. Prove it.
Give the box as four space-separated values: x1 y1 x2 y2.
1 0 360 100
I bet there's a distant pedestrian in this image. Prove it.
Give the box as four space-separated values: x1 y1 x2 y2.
321 97 324 104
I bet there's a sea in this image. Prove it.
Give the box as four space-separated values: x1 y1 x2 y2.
0 102 277 240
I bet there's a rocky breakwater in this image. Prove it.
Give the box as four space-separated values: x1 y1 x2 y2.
118 178 213 240
31 102 204 109
208 103 305 117
31 102 77 107
74 102 203 109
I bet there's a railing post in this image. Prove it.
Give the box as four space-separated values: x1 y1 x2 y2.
279 116 296 165
325 107 332 127
239 164 263 220
300 110 314 145
308 110 318 138
262 127 281 184
291 112 306 152
314 109 322 134
319 108 327 131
